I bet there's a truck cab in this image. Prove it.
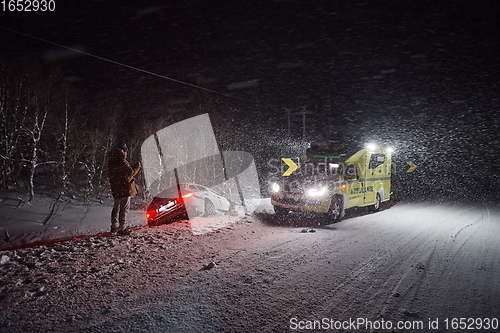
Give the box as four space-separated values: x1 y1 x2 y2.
270 142 393 222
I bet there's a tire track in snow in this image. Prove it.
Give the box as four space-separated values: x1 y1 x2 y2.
310 224 441 325
370 204 500 323
296 204 489 326
428 205 500 318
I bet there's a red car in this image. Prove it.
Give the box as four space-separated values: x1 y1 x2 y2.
146 183 231 227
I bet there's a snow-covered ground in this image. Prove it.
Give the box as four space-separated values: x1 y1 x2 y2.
0 188 272 250
1 199 499 332
0 192 147 250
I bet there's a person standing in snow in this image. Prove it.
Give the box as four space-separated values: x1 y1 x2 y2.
107 143 141 235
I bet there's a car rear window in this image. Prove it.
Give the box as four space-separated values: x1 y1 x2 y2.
156 186 182 198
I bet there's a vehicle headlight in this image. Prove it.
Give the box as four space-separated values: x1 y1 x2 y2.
306 186 328 197
271 182 280 193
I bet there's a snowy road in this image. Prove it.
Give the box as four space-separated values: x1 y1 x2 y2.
1 202 500 332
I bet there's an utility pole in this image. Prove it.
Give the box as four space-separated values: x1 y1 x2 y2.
288 106 313 139
287 108 291 135
329 85 332 132
302 107 306 138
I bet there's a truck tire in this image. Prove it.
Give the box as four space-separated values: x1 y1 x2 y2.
327 196 343 223
274 206 290 217
370 193 381 212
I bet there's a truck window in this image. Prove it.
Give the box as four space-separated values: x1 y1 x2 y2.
369 154 385 169
329 163 342 175
345 164 357 180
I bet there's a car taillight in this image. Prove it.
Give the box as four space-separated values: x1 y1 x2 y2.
146 210 156 220
182 192 194 199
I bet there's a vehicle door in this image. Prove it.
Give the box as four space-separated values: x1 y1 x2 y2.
366 154 386 204
195 185 219 208
209 188 230 210
344 163 362 208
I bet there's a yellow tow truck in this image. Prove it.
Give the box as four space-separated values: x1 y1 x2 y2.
270 142 393 222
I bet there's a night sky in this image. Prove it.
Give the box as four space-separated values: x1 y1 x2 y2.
2 0 500 199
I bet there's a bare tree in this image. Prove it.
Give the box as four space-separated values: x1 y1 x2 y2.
0 57 71 204
0 58 30 192
43 100 72 224
25 97 49 203
21 63 63 203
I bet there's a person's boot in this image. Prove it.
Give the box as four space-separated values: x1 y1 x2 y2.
117 229 131 235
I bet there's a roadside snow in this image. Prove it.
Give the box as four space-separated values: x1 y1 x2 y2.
0 193 145 250
0 189 273 250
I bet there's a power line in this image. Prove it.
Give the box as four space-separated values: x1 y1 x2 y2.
0 26 245 101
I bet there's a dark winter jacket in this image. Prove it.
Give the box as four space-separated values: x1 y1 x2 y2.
108 148 141 198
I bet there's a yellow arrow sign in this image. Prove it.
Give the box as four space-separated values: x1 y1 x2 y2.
406 161 418 173
282 158 299 176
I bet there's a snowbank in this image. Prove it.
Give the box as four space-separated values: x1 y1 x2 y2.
0 190 274 250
